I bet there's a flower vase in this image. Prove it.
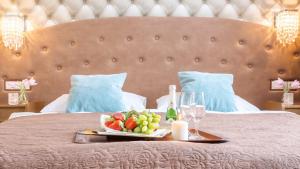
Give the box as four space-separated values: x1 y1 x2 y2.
18 86 28 105
282 92 294 105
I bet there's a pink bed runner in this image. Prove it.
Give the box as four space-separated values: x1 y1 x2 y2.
0 112 300 169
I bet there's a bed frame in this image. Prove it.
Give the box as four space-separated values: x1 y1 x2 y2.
0 17 299 108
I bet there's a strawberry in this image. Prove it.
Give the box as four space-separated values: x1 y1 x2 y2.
105 120 113 127
125 117 137 130
112 112 125 121
104 117 114 127
108 120 124 131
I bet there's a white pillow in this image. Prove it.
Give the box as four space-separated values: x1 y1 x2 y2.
156 92 182 112
123 92 147 111
41 92 147 113
234 95 260 112
41 94 69 113
156 93 260 112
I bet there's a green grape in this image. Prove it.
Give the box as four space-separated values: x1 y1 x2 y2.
148 123 154 129
149 123 159 129
145 129 154 134
123 128 128 132
139 115 147 121
136 118 141 124
154 114 161 119
147 117 153 123
153 118 160 123
139 119 143 125
133 112 161 134
133 127 141 133
142 126 148 133
142 121 148 126
138 124 142 129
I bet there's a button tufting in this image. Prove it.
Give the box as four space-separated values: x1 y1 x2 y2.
56 65 63 71
41 46 48 53
182 35 188 41
127 36 133 41
138 57 144 63
278 69 286 74
112 57 118 62
238 39 246 45
154 35 160 40
265 44 272 51
167 56 173 62
293 51 300 57
14 52 21 57
210 36 216 42
29 71 35 76
2 75 8 80
98 36 105 42
194 57 201 63
2 1 284 28
221 59 227 64
70 40 76 47
247 63 253 69
83 60 90 66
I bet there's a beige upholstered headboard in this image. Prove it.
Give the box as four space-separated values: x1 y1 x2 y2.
0 17 299 108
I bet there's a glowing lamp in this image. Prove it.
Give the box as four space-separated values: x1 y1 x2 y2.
1 13 25 51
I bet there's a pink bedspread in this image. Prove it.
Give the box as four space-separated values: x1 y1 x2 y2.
0 112 300 169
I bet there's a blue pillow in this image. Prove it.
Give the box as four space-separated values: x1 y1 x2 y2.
178 71 237 112
66 73 127 113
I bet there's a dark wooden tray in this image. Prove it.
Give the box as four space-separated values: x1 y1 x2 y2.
73 128 227 144
186 129 227 143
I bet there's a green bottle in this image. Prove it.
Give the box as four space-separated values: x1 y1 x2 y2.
166 85 177 121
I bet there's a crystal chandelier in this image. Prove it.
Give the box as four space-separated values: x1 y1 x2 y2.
1 13 25 51
275 10 299 45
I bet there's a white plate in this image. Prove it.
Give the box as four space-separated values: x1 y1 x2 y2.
99 114 171 138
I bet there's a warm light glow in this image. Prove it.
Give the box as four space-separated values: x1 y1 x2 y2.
275 10 299 45
1 13 25 51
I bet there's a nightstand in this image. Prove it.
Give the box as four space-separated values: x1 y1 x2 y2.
263 101 300 115
0 102 45 122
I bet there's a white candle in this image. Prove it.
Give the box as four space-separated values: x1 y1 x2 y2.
171 120 189 141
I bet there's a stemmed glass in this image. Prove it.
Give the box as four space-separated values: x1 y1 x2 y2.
178 91 195 136
191 92 206 138
179 91 206 139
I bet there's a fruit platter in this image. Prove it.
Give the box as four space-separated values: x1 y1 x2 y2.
99 110 171 138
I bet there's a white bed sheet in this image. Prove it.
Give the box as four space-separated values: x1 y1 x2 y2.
9 110 293 120
9 112 58 119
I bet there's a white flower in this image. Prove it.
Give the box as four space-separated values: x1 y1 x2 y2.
28 77 37 86
291 80 300 89
20 77 37 90
274 77 285 88
21 79 30 87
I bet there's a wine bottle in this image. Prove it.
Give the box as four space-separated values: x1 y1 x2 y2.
166 85 177 121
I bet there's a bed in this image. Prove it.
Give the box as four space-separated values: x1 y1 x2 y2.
2 112 300 168
1 18 300 168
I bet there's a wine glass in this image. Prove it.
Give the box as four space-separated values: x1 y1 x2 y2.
190 92 206 138
195 92 206 119
178 91 195 136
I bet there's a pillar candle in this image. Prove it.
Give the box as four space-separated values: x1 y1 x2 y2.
171 120 188 141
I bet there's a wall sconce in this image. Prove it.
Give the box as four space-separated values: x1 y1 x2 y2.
274 10 299 45
1 13 25 51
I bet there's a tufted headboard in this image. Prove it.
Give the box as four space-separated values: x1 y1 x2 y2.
0 17 299 108
0 0 290 28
